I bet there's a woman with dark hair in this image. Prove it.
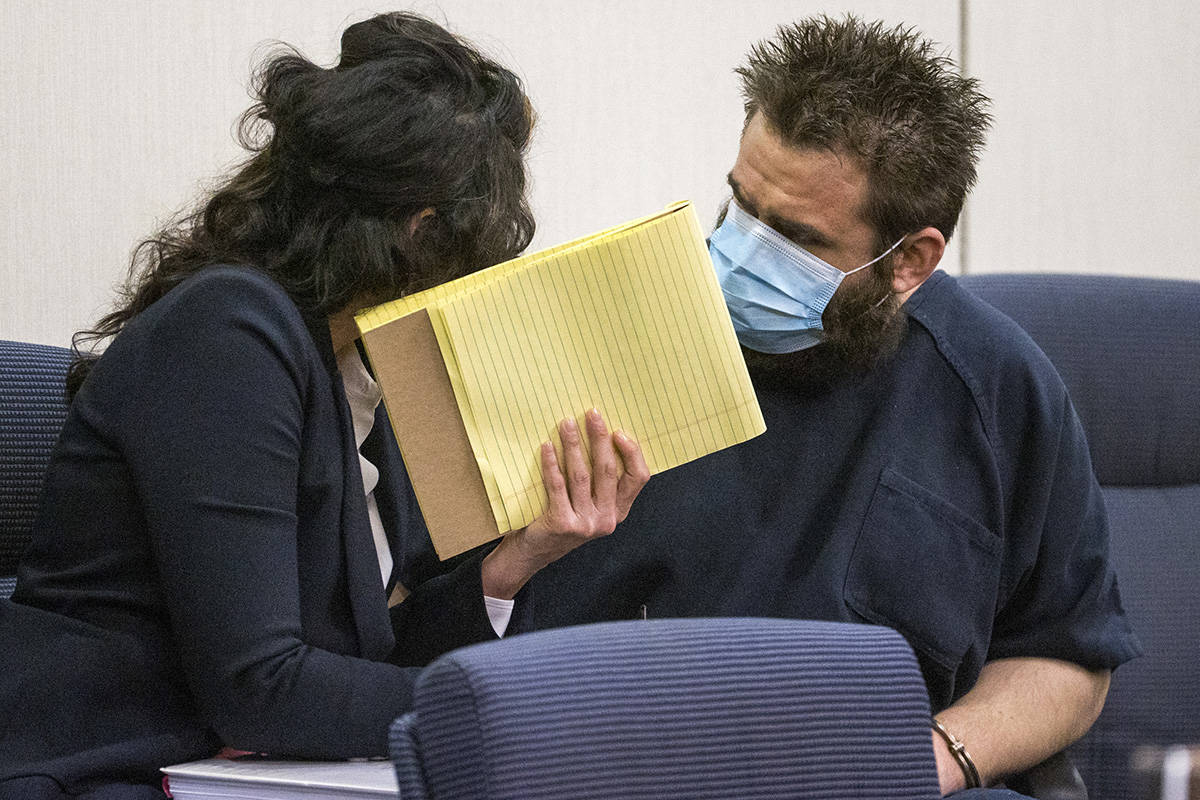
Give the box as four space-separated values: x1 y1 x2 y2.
0 13 648 800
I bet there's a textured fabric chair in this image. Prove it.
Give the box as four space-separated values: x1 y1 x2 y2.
390 617 941 800
0 340 71 599
960 274 1200 800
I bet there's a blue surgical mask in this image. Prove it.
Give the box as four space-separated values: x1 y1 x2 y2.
709 197 904 354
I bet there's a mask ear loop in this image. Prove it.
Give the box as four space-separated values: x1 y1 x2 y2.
849 234 907 274
856 234 908 309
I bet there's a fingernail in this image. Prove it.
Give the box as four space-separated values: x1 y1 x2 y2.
614 430 629 443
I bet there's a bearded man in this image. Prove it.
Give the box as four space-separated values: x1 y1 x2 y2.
530 15 1140 797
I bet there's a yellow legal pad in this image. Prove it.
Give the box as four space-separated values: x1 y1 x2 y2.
356 201 765 559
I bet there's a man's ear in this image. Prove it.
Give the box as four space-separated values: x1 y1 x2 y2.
891 226 945 295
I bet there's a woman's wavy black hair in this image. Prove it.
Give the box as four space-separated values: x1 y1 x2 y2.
68 12 535 398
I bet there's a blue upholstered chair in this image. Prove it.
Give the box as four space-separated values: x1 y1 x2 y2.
960 274 1200 800
0 340 72 599
390 617 941 800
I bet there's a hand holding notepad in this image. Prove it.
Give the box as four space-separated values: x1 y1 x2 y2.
478 408 649 597
357 201 765 559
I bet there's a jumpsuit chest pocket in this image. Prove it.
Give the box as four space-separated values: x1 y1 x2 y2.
843 467 1002 674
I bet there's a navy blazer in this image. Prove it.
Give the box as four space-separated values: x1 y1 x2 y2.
0 266 521 794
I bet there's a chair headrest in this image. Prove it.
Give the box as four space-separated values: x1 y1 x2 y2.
393 617 939 800
959 275 1200 486
0 340 72 575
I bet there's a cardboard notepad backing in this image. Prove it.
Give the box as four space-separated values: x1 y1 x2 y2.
356 201 765 560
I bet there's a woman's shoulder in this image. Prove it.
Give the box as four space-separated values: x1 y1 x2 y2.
129 265 316 351
150 264 300 321
90 265 326 403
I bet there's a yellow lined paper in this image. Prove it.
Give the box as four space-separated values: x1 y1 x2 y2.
358 201 764 534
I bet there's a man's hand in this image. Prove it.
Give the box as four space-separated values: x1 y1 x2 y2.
481 409 649 599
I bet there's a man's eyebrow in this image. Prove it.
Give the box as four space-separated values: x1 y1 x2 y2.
726 175 757 217
726 174 832 249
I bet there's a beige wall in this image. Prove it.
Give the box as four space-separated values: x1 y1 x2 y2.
965 2 1200 277
2 1 1193 347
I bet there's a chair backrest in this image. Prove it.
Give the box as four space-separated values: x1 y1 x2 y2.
959 274 1200 800
390 617 940 800
0 340 72 599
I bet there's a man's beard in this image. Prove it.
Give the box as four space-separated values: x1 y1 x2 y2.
742 258 907 393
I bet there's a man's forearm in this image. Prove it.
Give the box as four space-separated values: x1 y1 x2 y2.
930 657 1111 794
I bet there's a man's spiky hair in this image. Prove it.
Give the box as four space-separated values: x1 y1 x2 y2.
738 15 992 247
